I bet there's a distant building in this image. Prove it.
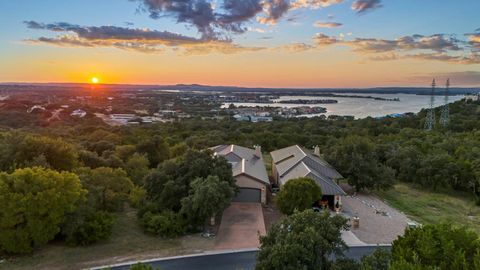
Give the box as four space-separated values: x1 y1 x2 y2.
233 114 250 121
70 109 87 118
211 144 270 204
27 105 46 114
250 115 273 122
110 114 136 125
465 93 480 101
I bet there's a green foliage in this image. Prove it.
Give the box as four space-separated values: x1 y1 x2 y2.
76 167 134 212
331 258 361 270
129 263 161 270
180 175 235 227
391 223 480 270
129 186 147 208
125 153 150 185
63 209 115 246
79 150 107 168
256 210 348 270
136 136 170 167
0 167 85 254
326 136 395 191
0 133 78 171
140 210 185 237
275 177 322 215
360 248 392 270
144 150 236 212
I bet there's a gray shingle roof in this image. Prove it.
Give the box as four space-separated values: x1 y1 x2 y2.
271 145 345 195
211 144 270 185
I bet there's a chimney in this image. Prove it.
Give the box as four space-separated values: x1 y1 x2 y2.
254 145 262 158
313 145 320 157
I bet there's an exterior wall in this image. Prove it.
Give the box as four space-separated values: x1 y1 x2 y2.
271 162 279 186
235 174 267 204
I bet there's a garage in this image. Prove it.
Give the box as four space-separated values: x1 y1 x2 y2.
232 188 261 203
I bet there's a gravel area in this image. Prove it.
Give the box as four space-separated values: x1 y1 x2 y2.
341 192 412 244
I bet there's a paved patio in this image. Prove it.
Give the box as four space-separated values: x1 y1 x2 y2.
342 192 412 244
214 203 266 250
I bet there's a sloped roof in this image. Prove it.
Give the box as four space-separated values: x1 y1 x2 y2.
271 145 345 195
211 144 270 185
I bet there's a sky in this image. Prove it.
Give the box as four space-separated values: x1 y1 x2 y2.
0 0 479 88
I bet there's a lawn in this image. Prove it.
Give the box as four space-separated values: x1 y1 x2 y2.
1 207 215 270
376 183 480 233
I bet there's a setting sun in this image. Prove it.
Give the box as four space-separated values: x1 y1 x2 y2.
91 77 99 84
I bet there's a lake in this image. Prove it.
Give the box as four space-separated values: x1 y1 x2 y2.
221 93 465 119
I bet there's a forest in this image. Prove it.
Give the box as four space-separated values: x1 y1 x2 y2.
0 98 479 255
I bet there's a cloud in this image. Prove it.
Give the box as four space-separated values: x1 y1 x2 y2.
313 21 342 28
467 33 480 49
218 0 264 32
23 21 262 54
304 32 479 64
135 0 346 35
257 0 291 25
405 53 480 65
24 21 205 45
274 42 315 52
248 27 267 33
313 33 340 46
290 0 344 9
346 34 461 53
351 0 382 14
135 0 218 39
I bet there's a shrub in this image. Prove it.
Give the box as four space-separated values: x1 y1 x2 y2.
140 210 185 237
129 263 160 270
64 211 115 246
129 186 147 208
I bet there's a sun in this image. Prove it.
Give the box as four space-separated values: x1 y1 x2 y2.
91 77 99 84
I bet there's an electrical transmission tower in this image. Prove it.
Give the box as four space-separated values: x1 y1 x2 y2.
424 79 436 131
439 79 450 127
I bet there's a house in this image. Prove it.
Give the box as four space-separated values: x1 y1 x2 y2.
211 144 270 204
270 145 346 210
70 109 86 118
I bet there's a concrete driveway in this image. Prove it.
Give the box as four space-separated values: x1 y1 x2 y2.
342 192 411 244
214 203 266 250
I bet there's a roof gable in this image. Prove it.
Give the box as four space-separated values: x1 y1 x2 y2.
271 145 345 195
211 144 269 185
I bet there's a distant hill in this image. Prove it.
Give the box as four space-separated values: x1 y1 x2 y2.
0 83 478 95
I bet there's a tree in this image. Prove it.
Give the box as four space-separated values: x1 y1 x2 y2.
125 153 150 186
256 210 348 270
144 150 236 212
62 209 115 246
14 135 78 171
360 248 391 270
136 136 170 167
326 136 394 191
391 223 480 270
0 167 85 254
76 167 134 212
275 177 322 215
180 175 236 227
129 186 147 208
